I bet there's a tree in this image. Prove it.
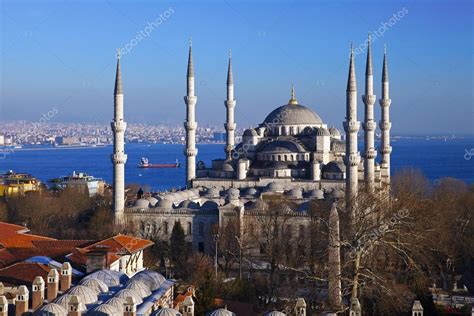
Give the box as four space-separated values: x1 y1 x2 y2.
170 221 187 276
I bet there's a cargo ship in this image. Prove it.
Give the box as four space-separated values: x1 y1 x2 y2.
138 157 180 168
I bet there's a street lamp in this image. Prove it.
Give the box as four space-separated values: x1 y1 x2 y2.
235 235 243 280
212 233 219 280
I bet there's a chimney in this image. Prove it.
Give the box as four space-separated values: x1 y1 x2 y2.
182 296 195 316
124 296 137 316
15 285 29 316
0 296 8 316
32 276 45 310
67 295 83 316
47 269 59 301
60 262 73 292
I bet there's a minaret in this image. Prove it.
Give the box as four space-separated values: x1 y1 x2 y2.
379 46 392 184
111 49 127 221
184 40 198 186
224 50 236 160
344 45 360 209
362 34 377 192
328 202 342 310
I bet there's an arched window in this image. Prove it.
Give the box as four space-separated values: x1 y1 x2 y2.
187 222 192 235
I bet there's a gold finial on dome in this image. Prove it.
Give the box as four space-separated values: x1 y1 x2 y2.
289 84 298 105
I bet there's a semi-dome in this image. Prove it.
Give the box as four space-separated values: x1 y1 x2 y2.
66 285 98 304
260 140 306 154
151 308 182 316
79 278 109 293
125 280 152 298
263 103 323 126
34 303 67 316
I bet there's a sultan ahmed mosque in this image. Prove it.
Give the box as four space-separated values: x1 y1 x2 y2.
111 35 393 254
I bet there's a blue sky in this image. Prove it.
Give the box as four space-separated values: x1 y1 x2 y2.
1 0 472 135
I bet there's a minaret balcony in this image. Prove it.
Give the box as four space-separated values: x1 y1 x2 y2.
184 148 198 157
184 96 197 104
364 149 377 159
379 146 392 154
224 123 236 131
379 99 392 107
184 121 197 130
362 121 376 131
344 153 360 166
379 121 392 130
110 153 128 164
362 95 376 105
225 100 236 108
111 121 127 132
343 121 360 133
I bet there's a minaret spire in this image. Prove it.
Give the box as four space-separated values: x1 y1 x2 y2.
111 49 127 223
288 84 298 105
184 41 198 186
379 45 392 184
344 43 360 214
362 33 377 192
224 50 236 160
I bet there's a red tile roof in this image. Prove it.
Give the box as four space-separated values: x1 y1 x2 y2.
0 262 51 286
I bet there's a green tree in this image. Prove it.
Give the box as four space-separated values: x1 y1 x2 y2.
170 221 187 276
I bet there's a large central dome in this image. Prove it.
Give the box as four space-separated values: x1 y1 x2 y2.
263 103 323 126
263 86 323 126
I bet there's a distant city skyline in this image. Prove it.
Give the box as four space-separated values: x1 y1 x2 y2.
1 0 473 135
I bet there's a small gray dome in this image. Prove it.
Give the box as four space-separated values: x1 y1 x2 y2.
125 280 151 298
88 303 119 316
34 303 67 316
328 127 341 137
66 285 98 304
243 129 258 137
264 312 287 316
135 198 150 208
82 269 128 287
205 187 220 198
266 182 284 192
105 297 126 315
286 188 302 198
114 289 143 304
151 308 182 316
157 198 173 209
79 278 109 293
131 270 166 291
206 308 236 316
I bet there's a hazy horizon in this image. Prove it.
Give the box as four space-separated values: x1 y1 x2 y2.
1 0 473 135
